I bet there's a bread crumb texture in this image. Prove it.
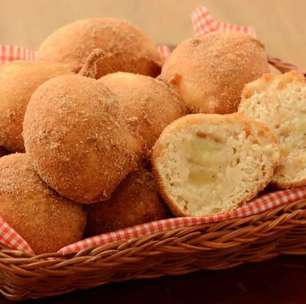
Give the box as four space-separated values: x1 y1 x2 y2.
152 114 279 216
239 71 306 188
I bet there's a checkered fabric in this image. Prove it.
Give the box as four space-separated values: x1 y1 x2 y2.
0 217 34 254
191 6 256 37
59 187 306 255
157 45 172 61
0 45 37 63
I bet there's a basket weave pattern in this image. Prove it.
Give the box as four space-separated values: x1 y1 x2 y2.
0 60 305 301
0 197 306 300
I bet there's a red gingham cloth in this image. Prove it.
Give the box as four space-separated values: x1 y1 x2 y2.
0 217 34 254
0 45 37 63
157 45 172 62
157 6 255 62
0 6 305 255
0 6 255 64
59 187 306 254
191 6 256 38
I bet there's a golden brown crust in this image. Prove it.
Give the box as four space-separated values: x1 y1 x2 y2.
151 163 187 216
238 113 279 146
242 71 305 99
152 112 278 162
0 61 72 152
160 32 269 114
85 167 168 236
0 154 86 254
241 73 274 99
100 72 187 154
38 18 162 78
273 178 306 189
23 74 141 203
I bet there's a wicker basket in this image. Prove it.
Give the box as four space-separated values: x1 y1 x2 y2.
0 58 305 301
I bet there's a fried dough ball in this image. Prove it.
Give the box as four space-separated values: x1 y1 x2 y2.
100 72 187 153
0 154 86 254
0 61 72 152
152 114 279 216
23 74 140 204
86 167 167 236
38 18 162 78
160 32 269 114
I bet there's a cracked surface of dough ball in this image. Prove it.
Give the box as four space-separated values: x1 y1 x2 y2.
160 32 269 114
0 61 71 152
38 18 162 78
86 167 167 236
100 72 187 153
0 153 86 254
23 74 140 203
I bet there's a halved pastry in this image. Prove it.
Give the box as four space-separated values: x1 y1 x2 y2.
152 113 279 216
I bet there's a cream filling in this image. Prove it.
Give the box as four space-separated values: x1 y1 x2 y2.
185 135 227 186
159 127 272 216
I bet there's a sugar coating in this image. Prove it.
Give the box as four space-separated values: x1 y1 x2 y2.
160 32 269 114
38 18 162 78
100 72 187 154
23 74 140 203
0 153 86 254
0 61 71 152
239 71 306 188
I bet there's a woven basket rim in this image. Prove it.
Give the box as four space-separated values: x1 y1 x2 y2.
1 197 306 260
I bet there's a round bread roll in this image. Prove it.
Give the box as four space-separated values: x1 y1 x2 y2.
23 74 140 203
38 18 161 78
99 72 187 153
152 113 280 217
239 71 306 188
0 153 86 254
86 167 167 236
0 61 72 152
160 32 269 114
